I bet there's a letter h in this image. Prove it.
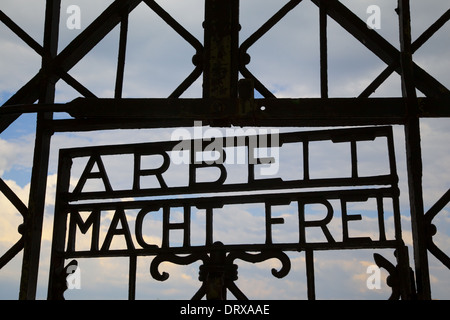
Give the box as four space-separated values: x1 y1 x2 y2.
162 206 191 248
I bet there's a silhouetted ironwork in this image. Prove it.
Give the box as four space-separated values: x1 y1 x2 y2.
1 0 449 300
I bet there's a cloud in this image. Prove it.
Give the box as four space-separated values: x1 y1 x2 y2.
0 136 34 177
0 179 28 245
2 0 450 300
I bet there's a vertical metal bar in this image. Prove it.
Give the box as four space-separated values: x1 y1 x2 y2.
396 245 415 300
305 249 315 300
303 141 310 181
319 0 328 98
183 205 191 247
350 140 358 178
398 0 431 300
47 152 72 300
205 207 214 246
115 9 129 99
203 0 239 99
376 196 387 241
19 0 60 300
128 255 137 300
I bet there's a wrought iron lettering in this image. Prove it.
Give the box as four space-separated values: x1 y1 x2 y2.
47 126 408 299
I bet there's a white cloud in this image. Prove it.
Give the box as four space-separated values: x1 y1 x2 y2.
0 136 34 176
0 179 28 245
1 0 450 301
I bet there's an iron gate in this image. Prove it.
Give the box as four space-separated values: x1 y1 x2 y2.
0 0 450 300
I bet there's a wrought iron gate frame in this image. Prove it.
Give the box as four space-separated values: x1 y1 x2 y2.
0 0 449 300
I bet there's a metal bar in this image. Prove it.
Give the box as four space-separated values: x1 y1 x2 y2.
61 241 402 260
305 249 315 300
0 178 29 219
350 140 358 178
47 152 73 299
143 0 203 51
2 96 450 129
59 72 97 98
359 9 450 98
0 10 45 56
0 238 24 270
319 0 328 98
359 64 397 98
143 0 204 98
398 0 431 300
67 188 399 215
38 97 445 131
240 0 302 50
424 189 450 269
128 255 137 300
412 9 450 53
239 0 302 98
64 96 448 120
115 10 129 99
203 0 239 100
310 0 450 101
0 0 143 134
19 0 60 300
169 65 203 98
425 189 450 222
0 177 25 268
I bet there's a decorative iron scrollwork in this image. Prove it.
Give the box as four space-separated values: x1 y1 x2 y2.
50 259 78 300
150 252 209 281
373 253 400 300
425 189 450 269
149 242 291 300
373 249 416 300
226 250 291 279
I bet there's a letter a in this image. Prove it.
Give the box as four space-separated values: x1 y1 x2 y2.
366 265 381 290
73 154 113 195
366 5 381 30
67 5 81 30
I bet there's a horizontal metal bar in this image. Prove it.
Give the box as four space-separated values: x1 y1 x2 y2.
68 176 398 202
2 97 449 130
59 240 402 259
59 124 394 157
0 0 143 134
68 187 399 210
58 97 450 121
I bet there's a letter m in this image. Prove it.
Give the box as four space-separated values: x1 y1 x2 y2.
67 209 101 252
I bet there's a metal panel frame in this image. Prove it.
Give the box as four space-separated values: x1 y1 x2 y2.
0 0 449 300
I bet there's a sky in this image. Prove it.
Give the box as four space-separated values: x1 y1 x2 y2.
0 0 450 300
